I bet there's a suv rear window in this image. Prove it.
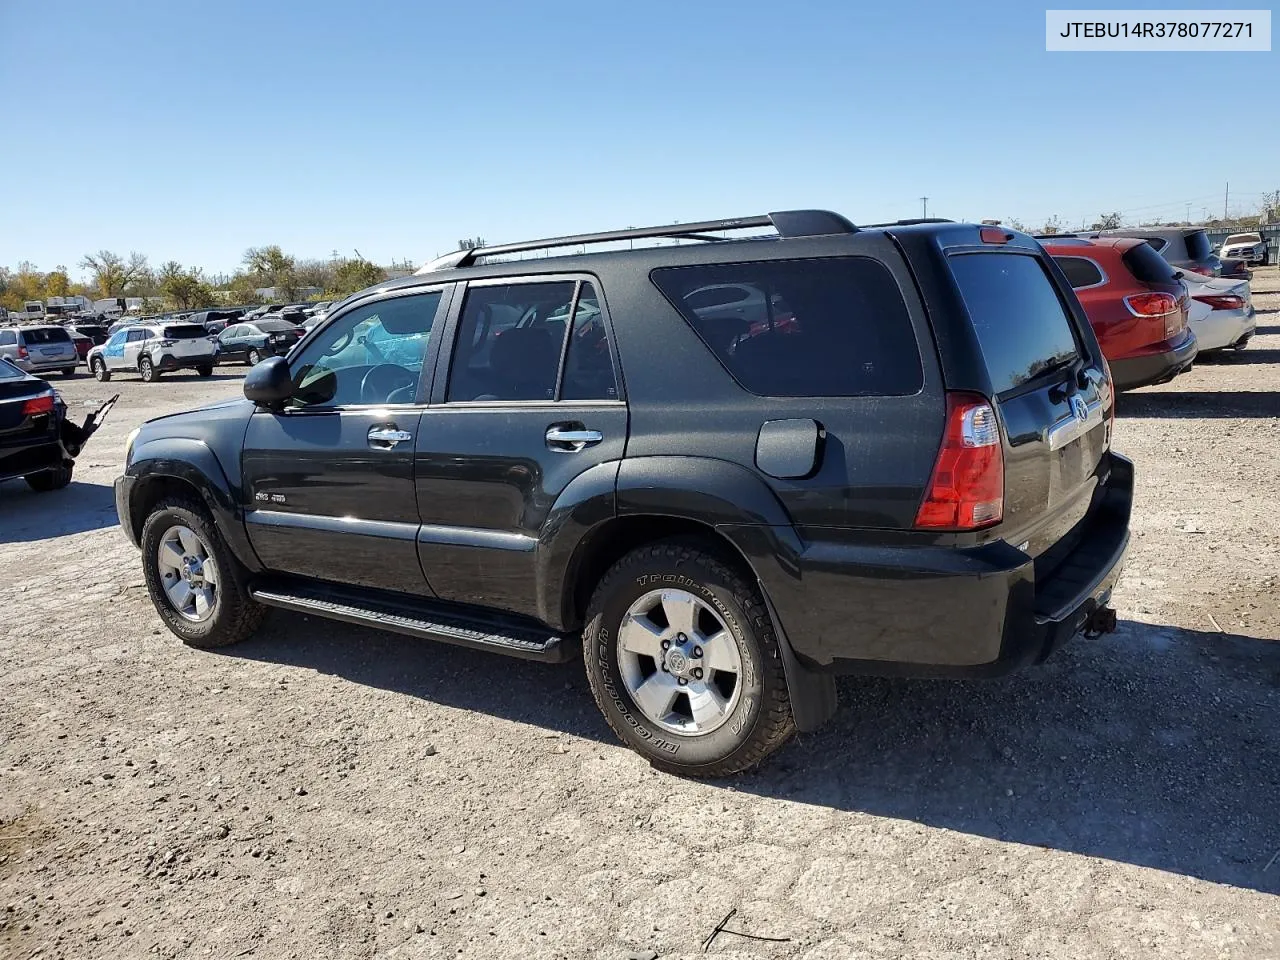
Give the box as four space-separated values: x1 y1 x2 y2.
1122 242 1180 284
950 252 1080 394
651 257 922 397
1184 230 1211 260
1053 256 1104 289
257 319 298 333
162 324 209 339
19 327 71 344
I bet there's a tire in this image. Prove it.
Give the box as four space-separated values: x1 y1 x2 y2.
196 364 213 378
247 348 261 366
140 356 158 382
91 357 110 382
62 367 76 378
24 461 73 492
582 540 795 777
139 496 265 649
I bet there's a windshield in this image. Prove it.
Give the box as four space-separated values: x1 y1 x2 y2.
1225 234 1260 245
0 358 25 380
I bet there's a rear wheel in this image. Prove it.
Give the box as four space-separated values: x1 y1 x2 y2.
140 497 265 648
196 364 213 378
247 348 261 366
91 357 110 381
25 461 73 492
61 367 76 378
140 356 158 382
582 540 795 776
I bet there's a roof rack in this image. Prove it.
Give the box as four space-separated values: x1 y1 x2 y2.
416 209 858 274
861 218 955 227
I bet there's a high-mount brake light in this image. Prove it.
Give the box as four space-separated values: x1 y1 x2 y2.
914 393 1004 531
979 227 1011 244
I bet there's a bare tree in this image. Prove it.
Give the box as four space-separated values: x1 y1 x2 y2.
79 250 149 296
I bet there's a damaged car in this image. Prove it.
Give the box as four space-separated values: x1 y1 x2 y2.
0 357 116 492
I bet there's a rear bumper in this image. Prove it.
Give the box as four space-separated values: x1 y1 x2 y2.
0 436 64 482
746 453 1133 678
154 353 215 371
1110 330 1198 391
1191 307 1256 352
14 357 77 373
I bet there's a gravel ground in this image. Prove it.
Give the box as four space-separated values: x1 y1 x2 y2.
2 273 1279 960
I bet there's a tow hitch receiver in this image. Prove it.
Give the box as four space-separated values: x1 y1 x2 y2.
1083 605 1118 638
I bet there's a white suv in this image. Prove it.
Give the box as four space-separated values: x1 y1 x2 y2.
87 322 217 383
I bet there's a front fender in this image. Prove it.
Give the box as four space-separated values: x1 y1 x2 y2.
121 437 261 571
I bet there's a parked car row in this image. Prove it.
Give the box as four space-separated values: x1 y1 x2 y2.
1038 227 1257 391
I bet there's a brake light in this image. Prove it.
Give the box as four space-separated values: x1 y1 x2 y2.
17 346 28 359
979 227 1011 244
1186 265 1213 276
21 394 54 416
914 392 1004 530
1193 294 1246 311
159 339 175 347
1123 292 1178 317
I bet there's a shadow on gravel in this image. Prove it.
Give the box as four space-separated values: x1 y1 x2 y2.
743 620 1280 895
1253 325 1280 336
1118 390 1280 419
230 615 1280 893
0 480 119 543
1196 348 1280 365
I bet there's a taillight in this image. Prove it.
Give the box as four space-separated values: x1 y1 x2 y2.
1125 291 1184 338
1186 265 1213 276
17 346 28 359
914 392 1004 531
1193 294 1246 311
21 394 55 416
159 339 175 347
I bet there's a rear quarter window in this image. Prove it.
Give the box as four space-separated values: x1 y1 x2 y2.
650 256 922 397
1053 256 1105 289
163 324 209 339
1184 230 1212 260
950 252 1080 394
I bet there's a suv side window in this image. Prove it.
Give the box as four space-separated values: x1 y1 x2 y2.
1053 256 1105 289
652 257 922 398
447 281 578 402
558 283 618 401
126 329 148 343
0 331 14 346
289 291 442 408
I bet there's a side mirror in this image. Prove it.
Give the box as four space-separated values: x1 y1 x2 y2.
243 355 292 408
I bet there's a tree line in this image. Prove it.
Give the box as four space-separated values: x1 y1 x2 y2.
0 246 411 315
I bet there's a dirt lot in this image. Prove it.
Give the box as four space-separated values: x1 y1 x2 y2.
3 273 1279 960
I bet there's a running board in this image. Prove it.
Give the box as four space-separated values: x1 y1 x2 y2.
250 581 572 662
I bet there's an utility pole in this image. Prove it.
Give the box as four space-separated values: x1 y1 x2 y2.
1224 182 1229 221
920 197 929 219
1186 202 1191 223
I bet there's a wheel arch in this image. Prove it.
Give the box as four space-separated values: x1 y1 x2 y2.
125 438 262 572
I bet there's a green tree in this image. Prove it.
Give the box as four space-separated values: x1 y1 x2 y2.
80 250 149 296
44 267 71 298
158 261 216 310
1090 211 1123 231
243 245 299 300
326 258 387 298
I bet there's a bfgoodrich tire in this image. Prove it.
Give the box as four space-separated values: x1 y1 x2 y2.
140 496 265 649
582 540 795 776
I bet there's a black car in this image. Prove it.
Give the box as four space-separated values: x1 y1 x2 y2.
215 319 305 365
193 309 247 336
1 358 115 491
115 210 1130 776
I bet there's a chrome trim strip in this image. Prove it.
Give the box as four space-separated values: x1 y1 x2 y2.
1047 398 1104 451
247 510 419 541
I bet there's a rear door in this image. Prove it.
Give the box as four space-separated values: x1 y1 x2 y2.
122 328 150 370
949 251 1109 558
414 276 627 620
162 323 215 362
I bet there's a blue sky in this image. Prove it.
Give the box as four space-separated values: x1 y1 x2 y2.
1 0 1275 279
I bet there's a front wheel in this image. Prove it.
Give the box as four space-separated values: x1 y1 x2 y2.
140 497 265 648
62 367 76 378
582 540 795 777
92 358 111 382
196 364 213 377
247 348 261 366
139 356 158 382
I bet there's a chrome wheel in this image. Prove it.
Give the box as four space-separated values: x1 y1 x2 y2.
617 588 743 736
156 524 219 622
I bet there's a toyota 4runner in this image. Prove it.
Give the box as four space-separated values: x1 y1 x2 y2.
116 210 1131 776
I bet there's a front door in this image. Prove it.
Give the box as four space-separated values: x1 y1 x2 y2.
120 328 149 370
241 287 450 596
415 277 627 621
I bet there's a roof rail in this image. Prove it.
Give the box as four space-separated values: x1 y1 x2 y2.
861 218 955 227
416 209 858 274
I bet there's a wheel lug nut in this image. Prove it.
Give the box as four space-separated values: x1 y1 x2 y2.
693 647 702 657
677 678 687 686
677 633 687 642
661 639 670 649
693 668 703 679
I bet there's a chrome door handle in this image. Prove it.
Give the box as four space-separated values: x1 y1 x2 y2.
545 426 603 452
368 427 413 447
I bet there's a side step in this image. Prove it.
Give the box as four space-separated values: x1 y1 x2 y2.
250 580 573 663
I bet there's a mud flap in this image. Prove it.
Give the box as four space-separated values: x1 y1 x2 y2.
758 580 838 733
59 393 119 458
